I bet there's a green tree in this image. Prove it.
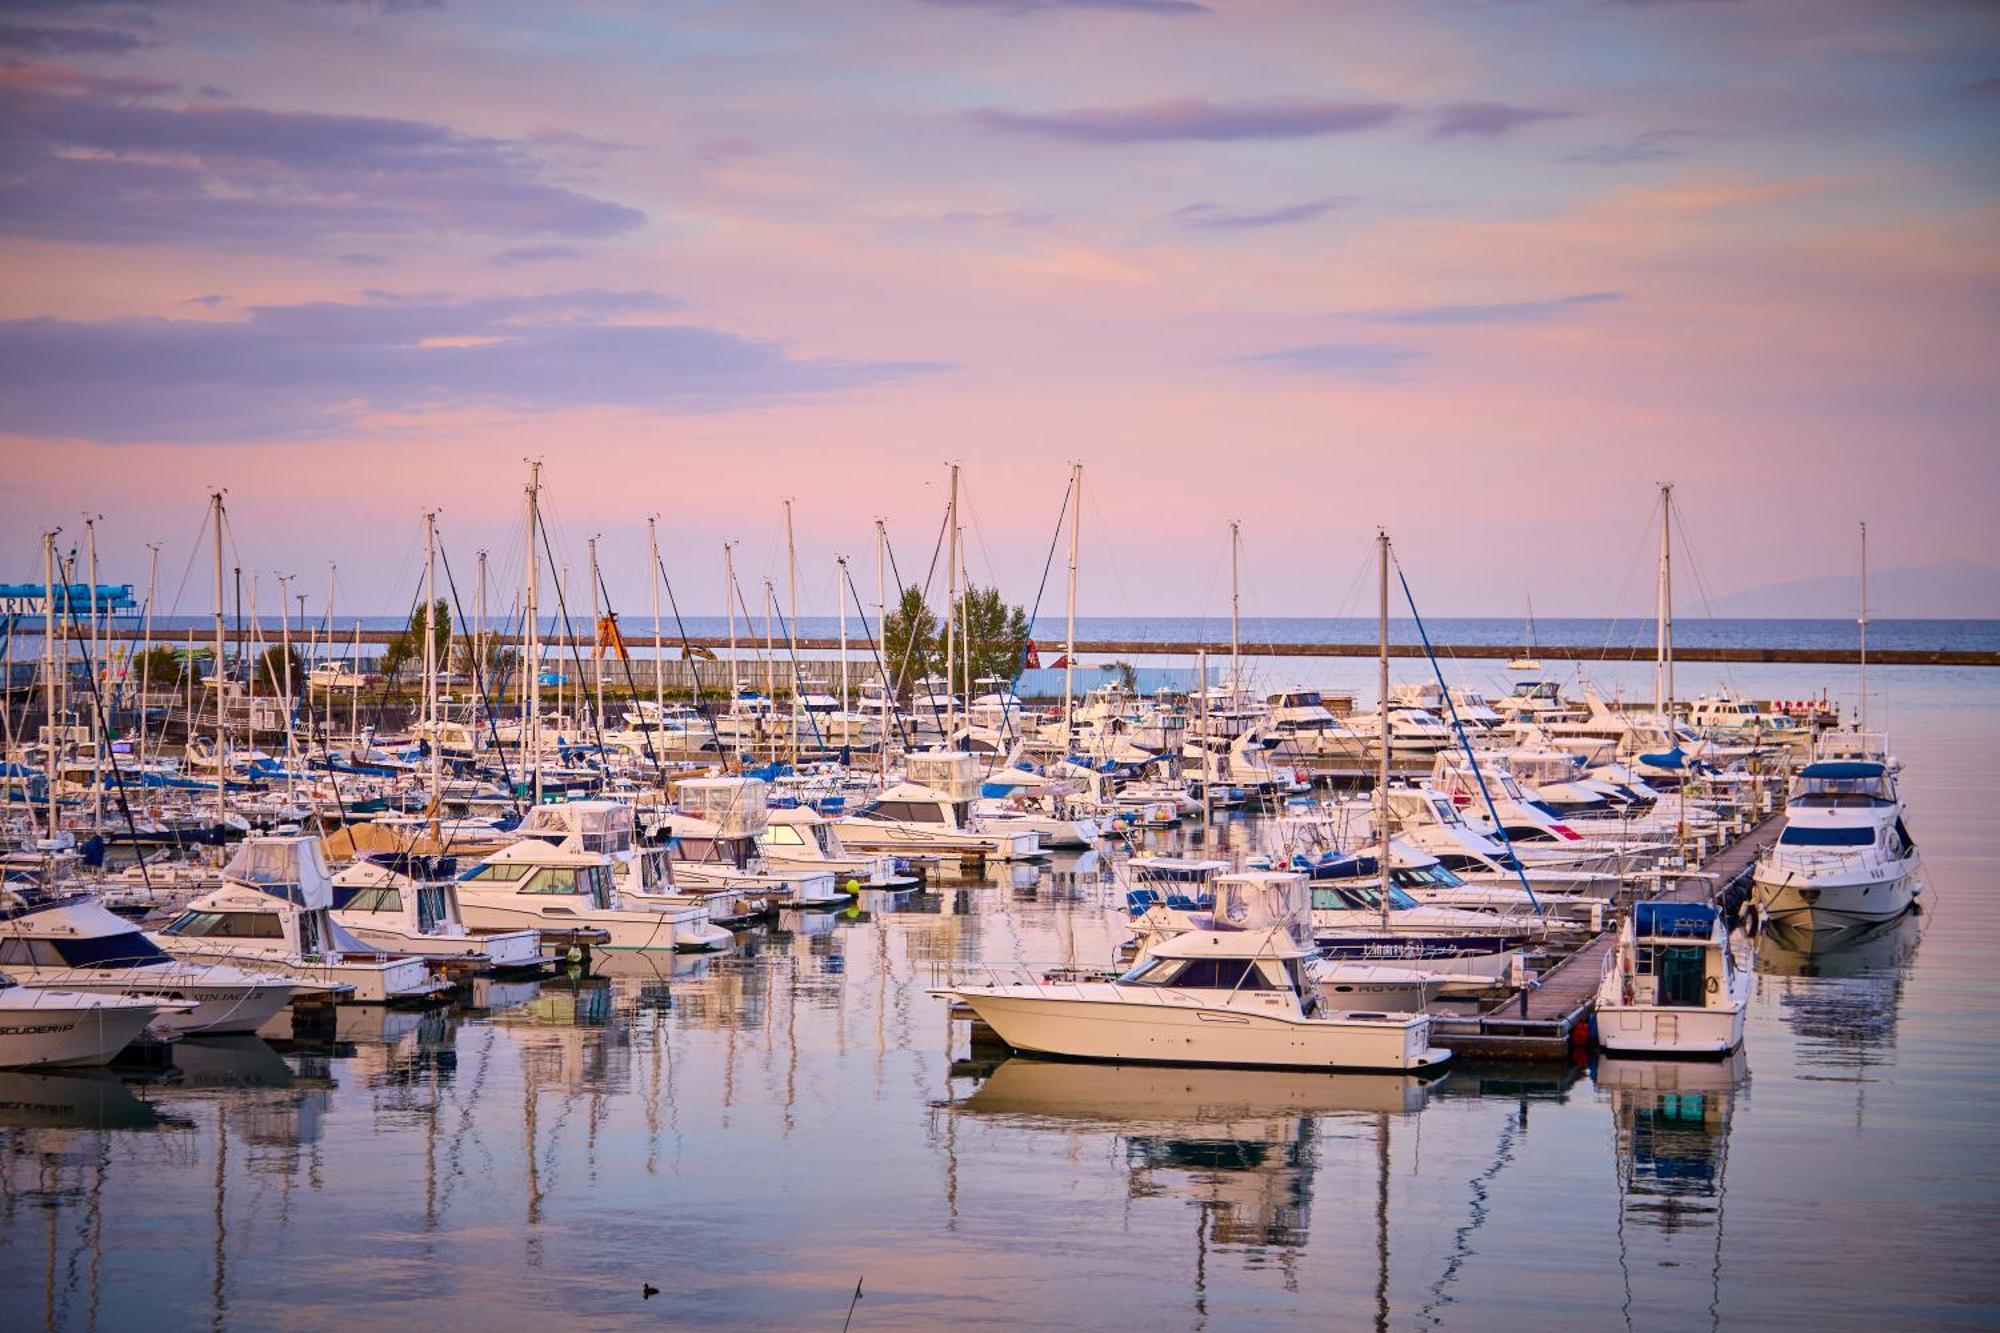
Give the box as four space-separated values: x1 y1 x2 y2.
955 584 1032 687
131 646 188 690
380 600 452 682
255 645 306 693
881 586 941 695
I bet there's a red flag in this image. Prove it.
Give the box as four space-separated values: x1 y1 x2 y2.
1048 654 1070 669
1023 639 1040 669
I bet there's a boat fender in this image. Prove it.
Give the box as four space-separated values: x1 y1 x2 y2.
1706 975 1719 995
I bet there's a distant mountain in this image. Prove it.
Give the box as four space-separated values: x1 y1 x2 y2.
1706 561 2000 618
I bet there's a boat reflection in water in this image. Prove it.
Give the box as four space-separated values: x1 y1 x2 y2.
1596 1051 1749 1325
1755 912 1920 1121
953 1058 1436 1272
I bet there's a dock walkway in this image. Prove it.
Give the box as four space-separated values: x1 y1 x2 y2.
1434 814 1784 1061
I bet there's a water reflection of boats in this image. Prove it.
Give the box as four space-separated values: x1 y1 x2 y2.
1755 913 1919 1117
0 1068 169 1130
955 1057 1436 1260
1597 1051 1748 1322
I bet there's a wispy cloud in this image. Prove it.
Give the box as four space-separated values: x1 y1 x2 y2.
920 0 1209 12
1433 102 1573 137
939 207 1057 227
1242 343 1421 378
0 289 945 444
972 97 1401 143
0 61 644 251
1172 196 1347 230
492 243 584 265
1353 291 1623 326
1566 128 1698 165
0 22 148 54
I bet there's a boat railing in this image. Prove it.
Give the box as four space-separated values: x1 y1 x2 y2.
926 958 1118 992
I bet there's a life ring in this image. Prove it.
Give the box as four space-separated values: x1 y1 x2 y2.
1705 975 1719 995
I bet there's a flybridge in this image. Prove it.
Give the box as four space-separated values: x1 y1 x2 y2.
0 584 139 620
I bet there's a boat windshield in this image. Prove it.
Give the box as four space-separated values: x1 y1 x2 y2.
1778 824 1876 847
1 932 171 968
1116 956 1278 990
1312 884 1421 912
1790 775 1894 807
1393 863 1465 890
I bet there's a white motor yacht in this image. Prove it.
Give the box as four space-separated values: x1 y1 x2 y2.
330 853 548 971
152 838 443 1003
839 752 1042 860
650 779 845 912
0 876 297 1034
0 975 176 1068
1750 753 1920 933
1595 900 1750 1056
937 907 1449 1074
757 803 919 889
456 831 724 953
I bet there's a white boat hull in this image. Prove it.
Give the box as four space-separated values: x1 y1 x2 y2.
0 994 161 1068
5 967 294 1035
1751 867 1917 931
1595 1001 1746 1056
949 987 1448 1073
456 899 690 953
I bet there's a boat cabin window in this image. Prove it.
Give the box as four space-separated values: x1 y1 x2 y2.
1636 945 1707 1007
415 885 448 933
865 800 944 824
165 910 285 939
0 933 170 969
1778 825 1877 848
1393 863 1465 889
339 887 404 913
1117 956 1276 990
518 866 613 903
761 825 807 847
1790 775 1893 807
462 862 534 882
1311 884 1421 913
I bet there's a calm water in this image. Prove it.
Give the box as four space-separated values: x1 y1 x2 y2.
3 659 1996 1331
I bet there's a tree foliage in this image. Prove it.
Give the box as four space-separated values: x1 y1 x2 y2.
131 647 188 689
380 600 452 682
255 645 305 693
880 583 1029 698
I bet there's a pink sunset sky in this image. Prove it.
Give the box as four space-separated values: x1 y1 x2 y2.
0 0 1995 621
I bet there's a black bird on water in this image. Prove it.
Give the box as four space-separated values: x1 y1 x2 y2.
642 1284 659 1300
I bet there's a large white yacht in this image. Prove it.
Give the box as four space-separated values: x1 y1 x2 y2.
1750 748 1919 933
838 752 1042 860
330 853 548 971
936 900 1449 1074
456 823 727 953
0 875 297 1034
152 837 443 1003
649 778 845 911
0 977 175 1068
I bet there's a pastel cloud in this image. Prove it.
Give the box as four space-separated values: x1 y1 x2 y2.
0 290 944 444
1568 129 1699 166
971 97 1401 143
1242 343 1421 377
0 61 644 251
1432 102 1574 137
0 22 148 54
1172 197 1347 230
1354 291 1623 326
920 0 1209 12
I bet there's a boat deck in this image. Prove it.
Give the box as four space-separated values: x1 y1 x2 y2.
1433 813 1784 1060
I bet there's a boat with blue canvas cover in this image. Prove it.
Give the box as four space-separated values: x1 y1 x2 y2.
1595 900 1750 1057
1750 748 1920 934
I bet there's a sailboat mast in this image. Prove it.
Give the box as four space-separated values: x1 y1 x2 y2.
786 499 799 764
278 571 296 804
945 463 959 740
424 510 440 811
588 534 604 733
139 542 158 774
1064 462 1082 743
476 549 488 711
875 519 889 779
724 541 739 696
1858 520 1869 731
1654 483 1675 716
210 491 228 826
525 462 543 805
1377 529 1391 932
85 516 102 827
838 556 849 713
1229 519 1241 686
648 518 663 721
41 528 59 837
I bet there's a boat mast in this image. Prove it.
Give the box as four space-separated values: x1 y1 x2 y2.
1229 518 1241 688
139 541 158 775
1655 483 1674 717
785 498 800 765
476 549 488 716
837 555 849 714
210 491 228 828
525 462 543 805
875 519 889 779
724 541 739 697
85 515 102 828
41 528 59 837
648 517 663 724
588 534 604 734
424 510 441 814
1064 462 1082 745
1858 520 1869 731
1377 529 1392 933
945 463 959 742
277 571 296 805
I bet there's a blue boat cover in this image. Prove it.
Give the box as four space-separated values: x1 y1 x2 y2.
1799 760 1885 779
1634 900 1716 938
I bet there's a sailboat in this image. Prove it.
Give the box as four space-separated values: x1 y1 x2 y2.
1506 593 1541 671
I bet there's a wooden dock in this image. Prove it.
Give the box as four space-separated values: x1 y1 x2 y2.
1433 813 1786 1061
